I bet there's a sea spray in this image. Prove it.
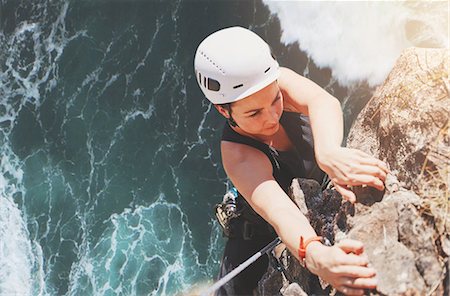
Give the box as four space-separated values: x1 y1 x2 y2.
263 1 449 87
0 195 32 295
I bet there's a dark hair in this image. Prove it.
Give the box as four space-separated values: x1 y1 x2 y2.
218 103 238 127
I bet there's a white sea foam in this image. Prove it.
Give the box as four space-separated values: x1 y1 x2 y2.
0 196 33 295
67 194 197 295
0 151 33 296
0 1 74 294
263 1 449 86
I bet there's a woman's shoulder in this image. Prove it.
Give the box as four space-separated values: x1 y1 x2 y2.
221 122 269 151
221 140 273 181
221 140 265 162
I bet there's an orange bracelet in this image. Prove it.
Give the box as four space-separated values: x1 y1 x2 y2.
298 236 323 259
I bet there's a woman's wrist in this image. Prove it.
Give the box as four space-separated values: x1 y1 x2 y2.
315 146 339 163
304 241 326 274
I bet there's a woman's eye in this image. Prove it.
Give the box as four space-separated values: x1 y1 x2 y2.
249 112 259 117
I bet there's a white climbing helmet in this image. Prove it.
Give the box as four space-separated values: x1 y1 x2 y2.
194 26 280 105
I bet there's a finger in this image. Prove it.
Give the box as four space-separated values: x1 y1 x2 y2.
333 183 356 203
337 253 369 266
350 277 378 289
377 159 390 174
350 164 387 182
361 176 385 191
336 239 364 255
357 155 390 174
336 265 377 278
372 158 390 174
337 285 365 296
339 174 385 191
337 277 377 294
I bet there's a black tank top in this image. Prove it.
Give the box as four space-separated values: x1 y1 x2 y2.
221 111 326 193
220 111 328 238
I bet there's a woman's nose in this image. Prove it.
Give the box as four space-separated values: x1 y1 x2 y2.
265 107 278 124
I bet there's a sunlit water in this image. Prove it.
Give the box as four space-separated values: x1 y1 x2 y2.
0 1 447 295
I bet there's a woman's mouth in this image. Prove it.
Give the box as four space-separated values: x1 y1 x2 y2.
267 123 279 130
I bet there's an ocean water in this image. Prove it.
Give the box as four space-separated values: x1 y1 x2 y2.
0 1 447 295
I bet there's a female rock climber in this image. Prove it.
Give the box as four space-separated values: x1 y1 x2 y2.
194 26 389 296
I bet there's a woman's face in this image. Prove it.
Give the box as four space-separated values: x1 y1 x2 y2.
226 81 283 137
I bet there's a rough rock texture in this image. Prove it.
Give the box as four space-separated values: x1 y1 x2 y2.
347 47 449 234
258 48 449 295
259 177 447 296
346 46 449 295
347 48 449 188
347 189 433 295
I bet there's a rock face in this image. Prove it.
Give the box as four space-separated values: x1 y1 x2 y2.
347 189 438 295
346 47 449 295
259 178 448 296
257 48 449 295
347 47 449 233
346 47 449 181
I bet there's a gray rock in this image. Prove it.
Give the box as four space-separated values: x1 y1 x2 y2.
282 283 308 296
347 47 449 233
257 48 449 296
348 192 427 295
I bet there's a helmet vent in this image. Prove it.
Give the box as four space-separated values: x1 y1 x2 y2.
233 84 243 89
264 67 271 73
208 78 220 91
200 50 225 74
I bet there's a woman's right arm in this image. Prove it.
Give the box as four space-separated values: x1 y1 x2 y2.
221 141 377 295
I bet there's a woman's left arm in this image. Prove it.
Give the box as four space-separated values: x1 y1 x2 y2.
278 67 389 202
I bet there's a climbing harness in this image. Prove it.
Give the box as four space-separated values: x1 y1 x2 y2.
200 237 282 296
215 187 276 240
210 187 286 295
214 187 240 237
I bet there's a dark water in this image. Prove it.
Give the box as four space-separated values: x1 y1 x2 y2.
0 1 372 295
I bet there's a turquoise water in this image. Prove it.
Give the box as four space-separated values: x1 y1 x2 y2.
1 0 446 295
